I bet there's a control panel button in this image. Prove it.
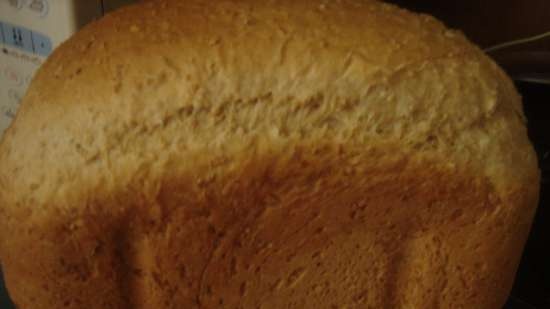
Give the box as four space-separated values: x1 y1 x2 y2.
4 67 23 86
28 0 49 17
3 23 34 54
31 31 52 56
7 0 24 10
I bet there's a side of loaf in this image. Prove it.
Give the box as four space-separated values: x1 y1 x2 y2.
0 0 539 308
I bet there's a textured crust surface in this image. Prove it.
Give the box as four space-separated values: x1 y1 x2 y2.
0 0 540 308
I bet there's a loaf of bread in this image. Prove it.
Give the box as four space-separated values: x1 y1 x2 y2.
0 0 540 308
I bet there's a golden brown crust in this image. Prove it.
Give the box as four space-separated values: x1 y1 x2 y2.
0 0 539 308
0 144 538 308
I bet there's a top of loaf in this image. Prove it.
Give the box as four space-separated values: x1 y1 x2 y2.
0 0 539 208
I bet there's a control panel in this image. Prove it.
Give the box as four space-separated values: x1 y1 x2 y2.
0 0 137 136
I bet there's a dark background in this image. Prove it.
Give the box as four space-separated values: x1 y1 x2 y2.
510 81 550 308
1 270 11 308
389 0 550 49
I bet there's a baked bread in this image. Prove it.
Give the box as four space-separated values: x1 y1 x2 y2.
0 0 540 308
